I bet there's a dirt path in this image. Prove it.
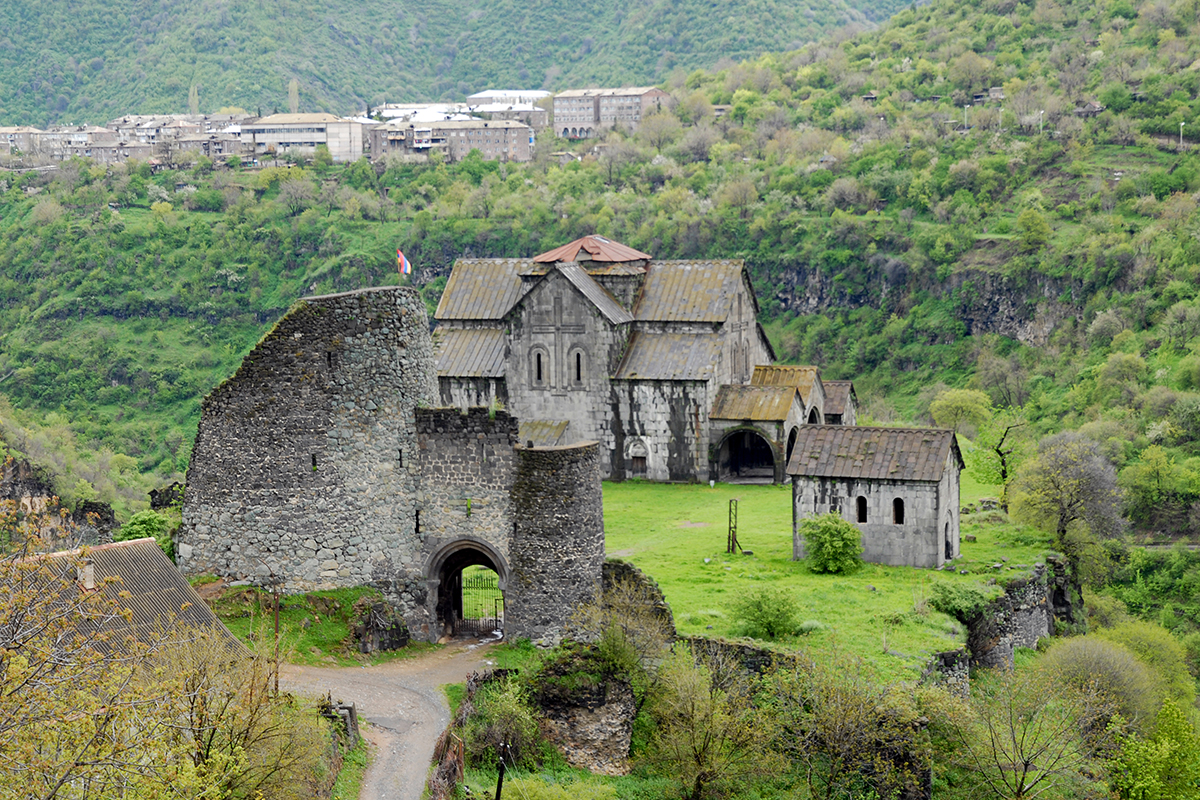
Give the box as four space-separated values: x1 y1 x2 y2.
281 640 498 800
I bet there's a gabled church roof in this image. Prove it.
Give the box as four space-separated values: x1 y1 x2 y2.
785 426 962 482
613 333 722 380
434 328 507 377
533 235 651 264
710 385 801 421
635 260 747 322
40 538 247 654
435 260 527 320
555 263 634 324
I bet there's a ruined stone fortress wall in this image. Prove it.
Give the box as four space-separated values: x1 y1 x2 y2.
178 286 604 643
506 442 605 641
178 287 437 608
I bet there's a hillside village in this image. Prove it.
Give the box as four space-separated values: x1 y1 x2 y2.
0 86 672 166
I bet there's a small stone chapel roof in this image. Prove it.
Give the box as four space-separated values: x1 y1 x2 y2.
752 365 822 404
710 385 801 421
533 235 650 264
785 426 963 482
822 380 857 416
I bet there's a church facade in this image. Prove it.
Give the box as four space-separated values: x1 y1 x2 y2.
433 236 842 483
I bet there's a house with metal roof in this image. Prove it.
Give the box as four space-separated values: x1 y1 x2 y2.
787 426 963 568
433 235 848 483
42 538 246 653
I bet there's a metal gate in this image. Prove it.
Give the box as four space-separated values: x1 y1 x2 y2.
457 568 504 635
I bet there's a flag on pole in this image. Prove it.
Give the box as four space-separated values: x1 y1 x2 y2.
397 248 412 275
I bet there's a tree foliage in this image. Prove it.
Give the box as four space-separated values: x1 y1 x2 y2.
1012 432 1125 559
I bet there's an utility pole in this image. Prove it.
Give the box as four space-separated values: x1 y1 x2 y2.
1181 121 1187 150
495 745 508 800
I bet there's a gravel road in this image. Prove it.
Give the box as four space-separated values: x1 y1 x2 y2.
281 640 498 800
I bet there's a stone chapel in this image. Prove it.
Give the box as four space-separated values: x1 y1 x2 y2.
433 235 851 483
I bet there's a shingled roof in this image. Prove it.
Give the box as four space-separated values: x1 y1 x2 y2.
710 385 800 421
435 259 527 320
785 426 962 482
823 380 856 416
533 235 650 264
752 365 822 403
44 538 247 653
614 332 722 380
635 261 747 322
434 328 507 377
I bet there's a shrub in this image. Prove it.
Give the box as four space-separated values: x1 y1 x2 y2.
1040 636 1158 731
503 779 617 800
800 513 863 574
1085 590 1132 629
729 585 800 640
461 677 542 768
1095 621 1195 707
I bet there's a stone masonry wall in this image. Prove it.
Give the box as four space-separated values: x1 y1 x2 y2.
969 565 1056 670
416 406 517 564
606 380 709 482
506 441 604 643
794 477 945 568
178 288 436 616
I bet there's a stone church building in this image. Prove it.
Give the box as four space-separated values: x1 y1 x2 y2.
788 425 963 568
434 235 846 483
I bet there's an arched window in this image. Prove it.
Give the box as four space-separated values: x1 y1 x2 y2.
893 498 905 525
857 496 868 523
530 347 549 388
808 408 820 424
569 348 585 388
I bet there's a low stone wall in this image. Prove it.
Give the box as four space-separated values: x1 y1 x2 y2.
965 555 1081 671
505 442 604 643
921 648 970 698
602 559 676 638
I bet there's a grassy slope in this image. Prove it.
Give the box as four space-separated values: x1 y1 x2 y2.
602 480 1053 683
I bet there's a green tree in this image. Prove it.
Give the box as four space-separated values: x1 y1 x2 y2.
644 643 782 800
1012 432 1125 561
930 387 993 434
967 408 1031 510
799 513 863 574
1109 700 1200 800
1016 208 1051 253
114 510 172 558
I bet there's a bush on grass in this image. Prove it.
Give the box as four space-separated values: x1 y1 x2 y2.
1040 636 1159 732
800 513 863 574
729 585 799 640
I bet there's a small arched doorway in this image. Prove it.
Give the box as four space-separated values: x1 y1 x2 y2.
426 539 507 638
785 427 799 467
717 429 776 484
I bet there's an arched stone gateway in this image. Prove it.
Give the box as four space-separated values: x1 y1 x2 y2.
716 429 777 484
425 538 509 638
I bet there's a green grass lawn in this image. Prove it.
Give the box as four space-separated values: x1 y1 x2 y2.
603 480 1054 683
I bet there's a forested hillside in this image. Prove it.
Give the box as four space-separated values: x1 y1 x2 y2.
0 0 903 126
5 0 1200 535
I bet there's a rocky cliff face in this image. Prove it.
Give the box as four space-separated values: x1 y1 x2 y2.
773 261 1081 348
1 458 117 544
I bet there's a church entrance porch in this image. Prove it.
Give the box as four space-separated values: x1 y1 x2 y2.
716 430 777 484
426 539 508 639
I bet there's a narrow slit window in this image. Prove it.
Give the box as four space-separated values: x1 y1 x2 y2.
415 510 421 535
535 352 543 384
857 496 868 523
575 351 582 383
326 351 333 369
311 453 317 470
893 498 905 525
